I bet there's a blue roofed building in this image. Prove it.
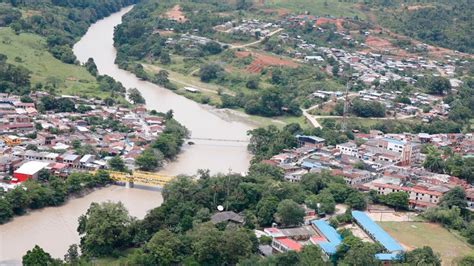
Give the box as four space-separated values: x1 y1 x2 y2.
352 210 404 262
310 220 342 260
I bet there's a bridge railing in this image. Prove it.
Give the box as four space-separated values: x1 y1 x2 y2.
92 170 175 187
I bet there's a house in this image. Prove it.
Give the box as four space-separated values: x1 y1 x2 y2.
336 142 358 157
372 183 443 208
352 211 404 261
12 161 49 183
61 154 81 168
304 55 324 62
296 135 325 149
272 237 302 253
311 220 342 260
210 211 244 225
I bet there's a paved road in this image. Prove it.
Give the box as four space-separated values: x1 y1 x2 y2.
229 28 283 49
302 104 416 129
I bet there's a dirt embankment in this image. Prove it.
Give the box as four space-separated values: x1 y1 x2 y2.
235 51 299 73
166 5 187 23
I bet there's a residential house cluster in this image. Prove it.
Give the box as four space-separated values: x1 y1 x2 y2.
0 93 169 188
214 19 279 37
263 131 473 210
259 212 405 263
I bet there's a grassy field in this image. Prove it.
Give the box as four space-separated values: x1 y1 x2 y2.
263 0 366 19
379 222 473 265
0 27 107 98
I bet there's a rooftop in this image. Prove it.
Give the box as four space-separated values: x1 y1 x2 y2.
352 211 404 253
14 161 49 175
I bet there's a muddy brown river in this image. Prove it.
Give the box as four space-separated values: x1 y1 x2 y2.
1 6 254 264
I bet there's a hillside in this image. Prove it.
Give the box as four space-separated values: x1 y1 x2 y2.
0 27 99 97
371 0 474 53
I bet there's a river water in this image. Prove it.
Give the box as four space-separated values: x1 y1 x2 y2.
0 186 163 264
73 6 254 176
1 6 253 264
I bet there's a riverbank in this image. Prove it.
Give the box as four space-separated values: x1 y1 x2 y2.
73 6 255 175
0 185 163 264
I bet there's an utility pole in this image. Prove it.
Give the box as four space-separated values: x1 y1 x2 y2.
341 80 351 132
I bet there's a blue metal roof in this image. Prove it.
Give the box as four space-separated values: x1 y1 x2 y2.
312 220 342 245
375 253 402 261
318 242 338 255
311 220 343 255
383 137 405 146
352 211 404 253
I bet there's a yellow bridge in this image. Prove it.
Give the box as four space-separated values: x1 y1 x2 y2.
100 170 175 187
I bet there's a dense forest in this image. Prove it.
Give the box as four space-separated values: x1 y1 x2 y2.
371 0 474 53
0 53 31 94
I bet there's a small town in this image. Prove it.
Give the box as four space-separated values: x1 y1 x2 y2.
1 0 473 265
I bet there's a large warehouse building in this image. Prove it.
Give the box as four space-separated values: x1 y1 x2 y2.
12 161 50 183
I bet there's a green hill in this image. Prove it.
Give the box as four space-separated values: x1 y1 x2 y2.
0 27 102 97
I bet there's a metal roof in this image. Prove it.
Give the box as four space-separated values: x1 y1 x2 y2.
311 220 342 255
14 161 49 176
375 253 402 261
352 211 404 253
312 220 342 245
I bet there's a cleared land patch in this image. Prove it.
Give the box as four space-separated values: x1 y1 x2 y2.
316 17 345 32
378 222 473 266
235 51 298 73
166 5 187 23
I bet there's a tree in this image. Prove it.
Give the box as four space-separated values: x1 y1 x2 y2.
37 169 51 183
159 51 171 64
5 186 30 215
145 229 183 265
424 148 445 173
155 70 169 86
189 223 224 265
246 77 259 90
199 63 223 82
299 245 324 266
405 246 441 266
22 245 55 266
439 187 467 210
128 88 145 104
0 198 13 224
236 0 253 10
77 202 132 257
426 76 451 95
135 149 163 171
344 191 367 210
275 199 305 227
256 196 279 227
316 189 336 214
64 244 79 264
108 156 127 172
202 41 223 55
65 173 82 194
351 98 386 117
85 58 98 76
341 242 381 266
384 191 409 210
153 133 179 159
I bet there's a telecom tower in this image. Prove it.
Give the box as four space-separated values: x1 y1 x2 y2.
341 81 351 132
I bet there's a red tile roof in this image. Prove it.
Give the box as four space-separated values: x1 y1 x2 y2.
275 237 302 252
